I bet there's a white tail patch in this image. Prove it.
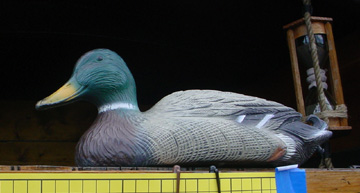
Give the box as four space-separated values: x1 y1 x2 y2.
236 115 246 123
255 114 274 128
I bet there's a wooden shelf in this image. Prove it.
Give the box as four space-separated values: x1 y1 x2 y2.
1 166 360 192
306 169 360 193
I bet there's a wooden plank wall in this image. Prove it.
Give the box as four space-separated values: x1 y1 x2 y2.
0 101 96 165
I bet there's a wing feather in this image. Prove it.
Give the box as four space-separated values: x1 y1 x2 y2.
145 90 300 129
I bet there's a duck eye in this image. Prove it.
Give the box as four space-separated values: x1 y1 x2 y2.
96 56 103 61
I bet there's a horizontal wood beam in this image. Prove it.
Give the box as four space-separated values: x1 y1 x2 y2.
1 166 359 193
306 169 360 193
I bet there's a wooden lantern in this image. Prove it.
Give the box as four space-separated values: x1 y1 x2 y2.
283 16 351 130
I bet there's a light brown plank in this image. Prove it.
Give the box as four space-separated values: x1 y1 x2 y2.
0 141 77 165
286 29 306 116
0 100 96 141
306 169 360 193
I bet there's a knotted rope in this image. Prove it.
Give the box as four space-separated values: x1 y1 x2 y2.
302 0 329 123
302 0 334 169
316 104 348 119
306 68 349 119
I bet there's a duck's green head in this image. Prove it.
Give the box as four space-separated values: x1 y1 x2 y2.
36 49 139 112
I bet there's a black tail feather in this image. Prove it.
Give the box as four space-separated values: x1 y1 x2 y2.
277 115 332 165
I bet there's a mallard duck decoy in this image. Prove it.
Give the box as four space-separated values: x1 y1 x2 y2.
36 49 331 167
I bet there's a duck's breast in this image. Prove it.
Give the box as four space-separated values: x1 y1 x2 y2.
75 111 153 167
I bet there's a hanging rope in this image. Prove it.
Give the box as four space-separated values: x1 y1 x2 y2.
302 0 334 169
302 1 349 121
302 0 329 123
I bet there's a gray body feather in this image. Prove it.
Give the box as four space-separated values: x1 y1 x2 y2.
76 90 331 167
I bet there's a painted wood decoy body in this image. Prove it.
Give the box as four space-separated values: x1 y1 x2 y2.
36 49 331 167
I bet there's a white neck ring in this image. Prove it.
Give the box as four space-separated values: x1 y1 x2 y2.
98 102 137 113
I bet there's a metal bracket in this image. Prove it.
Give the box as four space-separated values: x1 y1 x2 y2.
210 165 221 193
173 165 181 193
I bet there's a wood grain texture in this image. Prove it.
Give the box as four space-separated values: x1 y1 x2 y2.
286 29 306 116
0 142 77 165
325 22 345 105
293 21 326 39
0 100 96 165
306 169 360 193
325 22 350 128
0 100 96 141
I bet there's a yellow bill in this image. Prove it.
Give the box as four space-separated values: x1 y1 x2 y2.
36 78 84 110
